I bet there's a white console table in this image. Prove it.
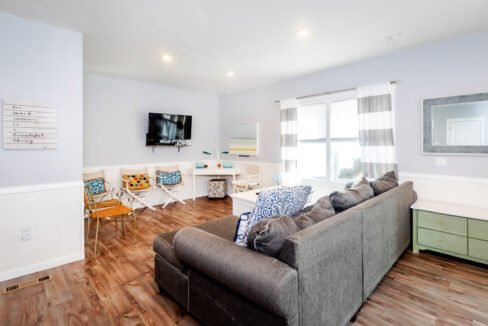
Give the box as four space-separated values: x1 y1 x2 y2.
191 167 241 200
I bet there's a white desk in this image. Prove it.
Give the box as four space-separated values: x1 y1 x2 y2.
191 168 241 200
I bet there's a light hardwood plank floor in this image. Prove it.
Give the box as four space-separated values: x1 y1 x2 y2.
1 197 487 325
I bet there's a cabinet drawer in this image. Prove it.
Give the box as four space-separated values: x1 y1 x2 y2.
469 238 488 261
468 219 488 241
418 228 467 255
417 211 467 236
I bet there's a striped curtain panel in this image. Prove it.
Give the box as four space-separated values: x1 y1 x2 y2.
280 98 298 186
357 83 398 178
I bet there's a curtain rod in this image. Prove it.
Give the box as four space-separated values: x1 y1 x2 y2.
274 80 399 103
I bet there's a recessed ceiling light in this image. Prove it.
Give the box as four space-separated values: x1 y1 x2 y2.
226 71 235 77
296 29 310 38
161 54 173 62
387 33 403 43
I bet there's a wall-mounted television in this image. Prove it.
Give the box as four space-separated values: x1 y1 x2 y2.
146 112 192 146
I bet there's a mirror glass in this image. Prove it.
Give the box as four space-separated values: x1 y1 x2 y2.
431 100 488 146
228 122 258 156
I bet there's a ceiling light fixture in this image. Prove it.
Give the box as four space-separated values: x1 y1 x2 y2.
296 29 310 38
226 71 235 77
161 54 173 62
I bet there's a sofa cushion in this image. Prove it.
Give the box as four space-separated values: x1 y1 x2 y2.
370 171 398 196
329 177 374 212
153 215 239 271
234 185 312 246
247 216 301 257
247 196 336 257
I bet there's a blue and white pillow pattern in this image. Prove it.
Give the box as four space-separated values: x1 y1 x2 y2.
234 185 312 246
234 212 252 244
157 170 182 185
84 178 106 196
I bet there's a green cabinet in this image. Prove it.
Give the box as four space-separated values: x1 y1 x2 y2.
412 202 488 265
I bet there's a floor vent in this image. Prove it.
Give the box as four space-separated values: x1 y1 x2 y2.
2 274 51 294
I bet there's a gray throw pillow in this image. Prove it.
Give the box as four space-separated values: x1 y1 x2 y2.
247 216 300 258
329 177 374 212
247 196 336 257
297 196 336 229
370 171 398 196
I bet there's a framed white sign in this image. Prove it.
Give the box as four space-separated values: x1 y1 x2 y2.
3 100 58 150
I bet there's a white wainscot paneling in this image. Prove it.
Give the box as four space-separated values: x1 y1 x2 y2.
0 181 84 282
400 172 488 208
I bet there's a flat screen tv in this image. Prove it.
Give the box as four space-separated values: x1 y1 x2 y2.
146 112 192 146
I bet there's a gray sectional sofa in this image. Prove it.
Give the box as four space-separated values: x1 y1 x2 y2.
153 181 416 326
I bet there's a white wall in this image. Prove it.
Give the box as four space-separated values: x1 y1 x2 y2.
0 13 84 281
84 73 220 168
0 14 83 187
220 30 488 178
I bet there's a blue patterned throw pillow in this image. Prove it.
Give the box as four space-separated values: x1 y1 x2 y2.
157 171 182 185
234 185 312 246
84 178 106 195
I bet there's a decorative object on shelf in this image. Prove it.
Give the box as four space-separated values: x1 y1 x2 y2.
423 92 488 155
3 100 58 150
195 162 205 169
221 150 233 168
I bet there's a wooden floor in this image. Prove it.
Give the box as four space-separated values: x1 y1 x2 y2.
1 198 487 326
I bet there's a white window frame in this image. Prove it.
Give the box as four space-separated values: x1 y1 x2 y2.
297 91 360 185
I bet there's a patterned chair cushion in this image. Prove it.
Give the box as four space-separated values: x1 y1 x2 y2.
123 174 151 190
157 170 182 186
234 185 312 246
84 177 106 196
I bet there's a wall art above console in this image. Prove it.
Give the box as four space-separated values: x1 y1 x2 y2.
3 100 58 150
422 92 488 155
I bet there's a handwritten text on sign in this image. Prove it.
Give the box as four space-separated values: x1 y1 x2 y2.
3 101 58 150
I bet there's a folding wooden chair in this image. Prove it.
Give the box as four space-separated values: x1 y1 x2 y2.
121 167 156 211
232 164 260 192
155 165 186 208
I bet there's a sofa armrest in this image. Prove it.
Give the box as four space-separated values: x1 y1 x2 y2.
174 227 298 320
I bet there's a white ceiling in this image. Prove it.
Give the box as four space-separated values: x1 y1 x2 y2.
1 0 488 94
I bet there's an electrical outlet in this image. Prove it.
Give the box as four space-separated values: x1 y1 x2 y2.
435 157 448 168
21 228 32 241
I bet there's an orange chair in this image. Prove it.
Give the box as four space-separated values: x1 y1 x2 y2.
84 186 137 256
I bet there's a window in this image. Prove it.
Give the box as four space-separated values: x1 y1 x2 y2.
297 99 361 183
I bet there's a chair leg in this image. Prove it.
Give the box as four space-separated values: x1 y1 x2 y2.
121 215 125 236
115 216 118 231
132 212 137 243
85 217 91 242
94 218 101 256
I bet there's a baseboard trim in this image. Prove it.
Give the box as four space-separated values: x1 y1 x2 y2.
0 180 83 195
0 252 84 283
